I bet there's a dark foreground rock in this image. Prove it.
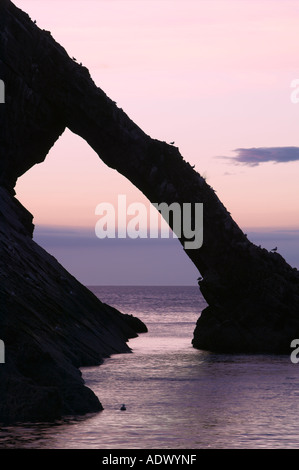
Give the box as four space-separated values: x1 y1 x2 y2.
0 187 147 423
0 0 299 425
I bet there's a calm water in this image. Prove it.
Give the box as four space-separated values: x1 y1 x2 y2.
1 285 299 449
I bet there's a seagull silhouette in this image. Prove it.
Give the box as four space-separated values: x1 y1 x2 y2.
270 247 277 252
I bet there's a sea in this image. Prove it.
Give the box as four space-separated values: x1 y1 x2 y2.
0 285 299 450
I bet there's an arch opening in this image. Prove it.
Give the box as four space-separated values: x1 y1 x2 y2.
15 129 199 287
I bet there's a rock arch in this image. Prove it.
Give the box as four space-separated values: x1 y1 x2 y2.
1 0 299 360
1 0 299 423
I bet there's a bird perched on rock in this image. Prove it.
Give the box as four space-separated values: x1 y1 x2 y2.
270 247 278 252
170 141 175 145
120 404 126 411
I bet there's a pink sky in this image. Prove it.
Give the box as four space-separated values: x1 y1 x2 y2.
11 0 299 283
14 0 299 230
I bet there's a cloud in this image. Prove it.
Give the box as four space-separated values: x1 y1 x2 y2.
219 147 299 166
33 225 178 248
32 225 199 286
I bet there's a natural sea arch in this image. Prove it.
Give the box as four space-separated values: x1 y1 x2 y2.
2 0 299 354
15 129 200 287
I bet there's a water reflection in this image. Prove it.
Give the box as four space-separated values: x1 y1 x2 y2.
1 348 298 449
0 414 98 448
1 286 298 449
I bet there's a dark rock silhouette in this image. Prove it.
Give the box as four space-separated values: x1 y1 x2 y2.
0 186 147 423
0 0 299 421
0 0 148 424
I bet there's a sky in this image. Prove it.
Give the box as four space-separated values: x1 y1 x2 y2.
13 0 299 285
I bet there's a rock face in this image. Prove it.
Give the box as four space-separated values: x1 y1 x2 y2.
0 0 299 424
0 185 147 423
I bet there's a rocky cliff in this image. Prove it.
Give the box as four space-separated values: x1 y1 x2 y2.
0 184 147 423
0 1 148 423
1 0 299 422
